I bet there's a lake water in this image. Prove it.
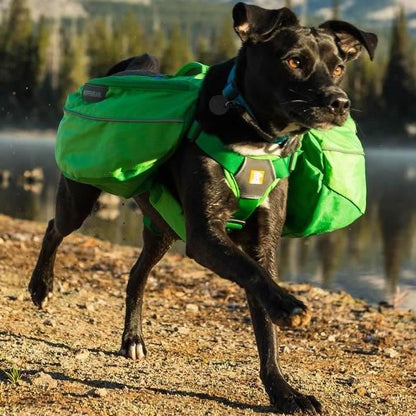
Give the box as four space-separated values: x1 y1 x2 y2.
0 136 415 310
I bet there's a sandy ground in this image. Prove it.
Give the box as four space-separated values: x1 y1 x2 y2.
0 214 415 416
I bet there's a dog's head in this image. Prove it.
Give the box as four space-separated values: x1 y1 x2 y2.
233 2 378 133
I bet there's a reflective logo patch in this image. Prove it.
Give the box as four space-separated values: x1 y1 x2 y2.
248 169 265 185
82 84 108 103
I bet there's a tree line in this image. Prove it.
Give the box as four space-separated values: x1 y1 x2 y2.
1 0 415 140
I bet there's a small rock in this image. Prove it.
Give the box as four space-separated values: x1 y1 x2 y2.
354 386 367 396
346 376 356 386
177 327 190 335
87 388 108 397
85 302 95 312
186 304 199 313
75 350 90 361
43 319 56 327
29 372 57 388
327 335 336 342
385 348 399 358
12 233 28 242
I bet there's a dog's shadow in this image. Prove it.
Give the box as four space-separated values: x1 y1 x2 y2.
0 331 273 413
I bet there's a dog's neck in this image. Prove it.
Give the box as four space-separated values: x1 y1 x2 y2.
196 59 306 156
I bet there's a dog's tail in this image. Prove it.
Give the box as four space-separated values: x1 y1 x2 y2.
106 53 160 76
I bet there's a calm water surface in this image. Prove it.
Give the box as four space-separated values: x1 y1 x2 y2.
0 137 415 310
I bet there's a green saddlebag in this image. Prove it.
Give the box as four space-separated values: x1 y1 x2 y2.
55 62 209 198
283 116 366 237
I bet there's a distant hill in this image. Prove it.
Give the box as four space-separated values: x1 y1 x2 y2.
1 0 415 33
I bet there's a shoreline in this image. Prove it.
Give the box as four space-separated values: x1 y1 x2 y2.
0 214 415 415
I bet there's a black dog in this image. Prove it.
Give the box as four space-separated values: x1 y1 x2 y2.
29 3 377 414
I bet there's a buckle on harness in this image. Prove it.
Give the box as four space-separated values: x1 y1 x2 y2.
226 218 246 231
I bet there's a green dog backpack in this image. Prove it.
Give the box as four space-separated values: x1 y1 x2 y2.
55 61 366 239
55 62 209 198
283 116 366 237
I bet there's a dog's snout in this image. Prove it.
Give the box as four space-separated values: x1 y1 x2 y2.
328 94 351 115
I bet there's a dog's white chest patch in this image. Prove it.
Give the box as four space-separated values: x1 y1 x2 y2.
229 143 283 156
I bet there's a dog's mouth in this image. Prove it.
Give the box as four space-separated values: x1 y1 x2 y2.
284 105 350 131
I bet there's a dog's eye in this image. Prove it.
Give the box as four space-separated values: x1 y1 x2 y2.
333 65 344 77
286 57 302 70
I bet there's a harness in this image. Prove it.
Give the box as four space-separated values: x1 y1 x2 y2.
145 63 298 240
187 121 296 232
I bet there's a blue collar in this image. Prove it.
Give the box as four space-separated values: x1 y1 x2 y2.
222 65 256 118
221 64 289 145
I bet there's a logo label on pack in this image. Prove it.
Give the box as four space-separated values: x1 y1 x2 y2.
82 84 108 103
248 169 265 185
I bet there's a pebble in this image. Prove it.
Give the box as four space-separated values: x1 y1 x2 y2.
186 304 199 313
43 319 56 327
87 388 108 397
177 327 190 335
355 386 367 396
385 348 399 358
75 350 90 361
29 372 58 388
12 233 29 242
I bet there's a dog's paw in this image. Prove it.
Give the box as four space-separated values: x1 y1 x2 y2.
28 277 53 309
119 335 147 361
276 305 311 328
270 390 323 415
262 288 311 328
265 379 322 415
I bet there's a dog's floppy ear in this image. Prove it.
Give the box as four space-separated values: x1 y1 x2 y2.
319 20 378 61
233 2 299 43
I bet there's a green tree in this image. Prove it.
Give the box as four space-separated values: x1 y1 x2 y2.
0 0 35 121
161 25 193 74
87 17 121 77
150 28 166 63
116 14 148 58
196 35 214 65
57 27 88 109
382 7 416 123
213 16 237 63
34 17 51 86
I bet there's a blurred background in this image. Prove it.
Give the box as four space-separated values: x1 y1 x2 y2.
0 0 415 309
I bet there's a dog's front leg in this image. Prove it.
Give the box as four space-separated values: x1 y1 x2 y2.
179 150 309 329
240 203 322 414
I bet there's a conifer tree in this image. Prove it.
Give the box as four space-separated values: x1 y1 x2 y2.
151 28 166 63
213 16 237 63
58 26 88 109
0 0 35 120
196 36 213 65
161 25 193 74
116 14 148 58
87 17 120 77
382 7 416 123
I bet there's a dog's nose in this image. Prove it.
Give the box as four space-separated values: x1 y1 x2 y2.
328 94 351 115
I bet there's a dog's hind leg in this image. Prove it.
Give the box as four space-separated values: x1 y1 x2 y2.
120 225 175 360
28 176 101 307
120 196 176 360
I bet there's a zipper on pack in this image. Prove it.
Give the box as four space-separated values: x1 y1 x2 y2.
87 76 200 92
63 108 184 124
